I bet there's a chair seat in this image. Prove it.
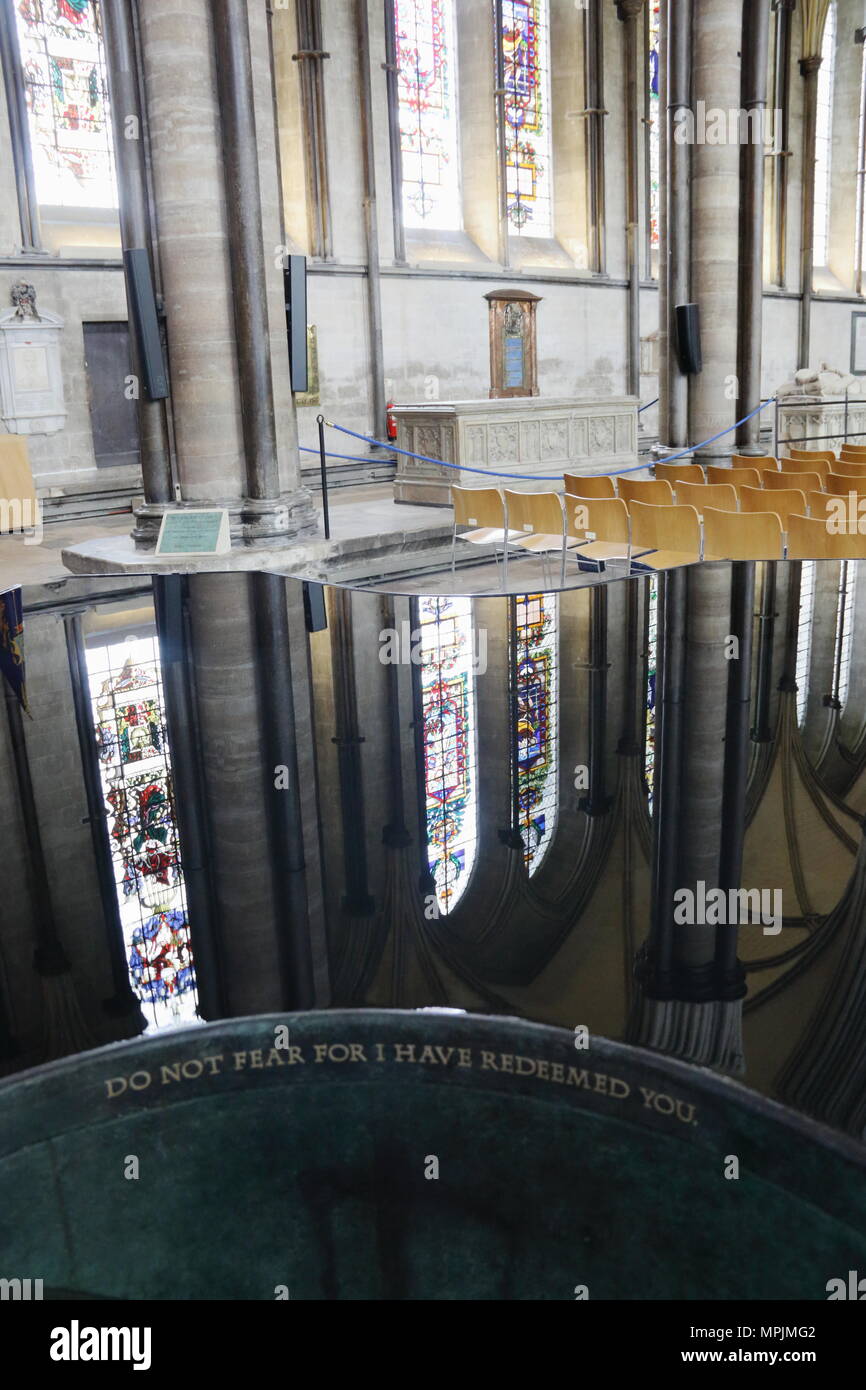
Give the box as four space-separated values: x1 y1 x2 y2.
574 540 634 562
511 532 581 553
458 526 521 545
632 548 700 570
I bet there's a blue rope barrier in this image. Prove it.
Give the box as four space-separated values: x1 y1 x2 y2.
326 397 775 481
638 397 659 413
299 445 382 464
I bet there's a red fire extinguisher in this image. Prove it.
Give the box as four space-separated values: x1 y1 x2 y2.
386 401 398 442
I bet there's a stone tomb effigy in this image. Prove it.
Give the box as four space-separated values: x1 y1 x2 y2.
0 1011 864 1300
391 398 639 505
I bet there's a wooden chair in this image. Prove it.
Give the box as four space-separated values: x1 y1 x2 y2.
673 481 738 514
565 494 634 569
654 462 704 486
826 472 866 496
787 512 866 560
829 459 866 476
563 473 616 499
779 454 830 484
731 453 776 471
787 447 837 464
450 485 517 573
706 464 761 493
504 489 577 585
740 485 806 531
627 500 701 570
703 506 783 560
840 444 866 460
0 434 39 535
762 468 823 495
618 477 674 506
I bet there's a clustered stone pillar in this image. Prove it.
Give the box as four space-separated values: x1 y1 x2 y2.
119 0 315 548
688 0 742 463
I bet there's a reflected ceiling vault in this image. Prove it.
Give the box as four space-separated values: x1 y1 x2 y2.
2 559 866 1143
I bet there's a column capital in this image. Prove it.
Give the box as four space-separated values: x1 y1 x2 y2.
799 53 823 76
615 0 645 19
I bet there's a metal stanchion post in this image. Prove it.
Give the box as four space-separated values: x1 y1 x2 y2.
317 413 331 540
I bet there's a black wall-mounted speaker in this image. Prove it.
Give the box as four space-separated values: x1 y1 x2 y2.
674 302 702 375
284 255 308 394
303 581 328 633
123 248 169 400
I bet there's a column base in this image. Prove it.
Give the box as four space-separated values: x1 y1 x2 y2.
131 489 319 550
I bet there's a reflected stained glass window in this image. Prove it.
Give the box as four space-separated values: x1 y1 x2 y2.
796 561 816 726
513 593 558 872
834 560 857 708
813 1 835 267
648 3 660 255
86 632 197 1030
645 576 658 806
395 0 461 230
499 0 553 236
14 0 117 209
418 595 478 913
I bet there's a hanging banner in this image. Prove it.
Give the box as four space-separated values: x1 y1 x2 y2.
0 586 27 711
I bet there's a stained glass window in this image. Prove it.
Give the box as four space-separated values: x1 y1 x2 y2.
796 561 816 725
86 631 198 1030
645 575 658 807
498 0 553 237
394 0 461 230
834 560 857 707
512 593 558 873
14 0 117 209
813 1 836 267
418 595 478 913
647 3 660 257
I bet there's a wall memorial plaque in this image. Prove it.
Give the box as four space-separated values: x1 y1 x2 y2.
485 289 540 399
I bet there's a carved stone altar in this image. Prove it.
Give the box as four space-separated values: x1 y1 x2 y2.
391 396 639 505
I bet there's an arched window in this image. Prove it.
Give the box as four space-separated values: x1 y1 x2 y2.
644 575 658 807
647 2 661 264
813 1 836 267
417 595 478 913
833 559 857 707
512 592 558 873
796 560 816 725
13 0 117 209
394 0 461 230
497 0 553 237
86 630 197 1030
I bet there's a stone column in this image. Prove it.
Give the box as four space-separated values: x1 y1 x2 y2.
132 0 315 546
688 0 743 463
617 1 645 400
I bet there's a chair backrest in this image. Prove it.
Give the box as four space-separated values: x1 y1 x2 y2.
762 468 822 494
807 490 833 518
706 464 761 491
563 472 616 499
628 499 701 556
0 435 38 533
504 488 564 536
731 453 776 471
787 447 836 464
740 485 806 529
703 506 783 560
826 472 866 496
786 512 866 560
451 485 504 531
778 454 830 483
653 462 704 486
840 445 866 460
830 459 866 476
618 477 674 506
673 481 738 513
565 494 629 544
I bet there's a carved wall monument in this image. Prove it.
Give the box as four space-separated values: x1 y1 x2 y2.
391 396 639 504
0 283 66 435
485 288 540 398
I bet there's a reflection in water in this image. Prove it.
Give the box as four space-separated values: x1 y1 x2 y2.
417 595 478 914
86 631 197 1031
4 560 866 1142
